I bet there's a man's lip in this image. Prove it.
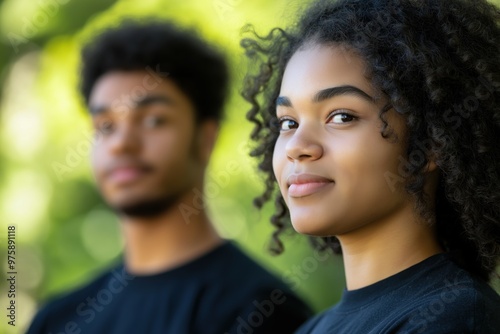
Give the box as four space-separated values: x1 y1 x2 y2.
105 163 152 184
286 173 334 198
108 167 148 184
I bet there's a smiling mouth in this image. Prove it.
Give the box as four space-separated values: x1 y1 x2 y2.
286 173 334 198
288 181 334 198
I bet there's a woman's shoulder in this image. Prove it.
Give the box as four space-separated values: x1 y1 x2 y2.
295 254 500 334
391 253 500 333
399 275 499 333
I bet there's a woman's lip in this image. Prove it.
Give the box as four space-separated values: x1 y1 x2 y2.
288 181 334 198
287 173 334 198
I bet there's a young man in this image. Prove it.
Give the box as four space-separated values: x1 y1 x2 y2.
27 20 311 334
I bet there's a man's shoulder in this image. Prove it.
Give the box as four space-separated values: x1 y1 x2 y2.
203 242 286 285
26 265 123 333
190 243 313 333
48 272 111 306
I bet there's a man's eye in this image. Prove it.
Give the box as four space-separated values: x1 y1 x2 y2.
143 116 166 128
96 121 114 134
328 112 357 124
279 118 298 131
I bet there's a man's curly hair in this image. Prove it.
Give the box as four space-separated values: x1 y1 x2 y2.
81 19 229 122
241 0 500 281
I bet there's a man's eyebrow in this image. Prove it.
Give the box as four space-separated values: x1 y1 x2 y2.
89 105 109 115
89 94 175 115
135 95 175 108
313 85 374 103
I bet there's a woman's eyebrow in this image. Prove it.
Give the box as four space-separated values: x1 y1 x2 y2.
276 96 292 107
313 85 374 103
276 85 375 108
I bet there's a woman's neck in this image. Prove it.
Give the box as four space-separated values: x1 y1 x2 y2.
338 204 443 290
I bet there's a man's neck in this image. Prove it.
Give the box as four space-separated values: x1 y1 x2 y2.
120 195 223 275
338 204 443 291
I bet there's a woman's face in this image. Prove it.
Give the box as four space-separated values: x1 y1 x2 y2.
273 44 410 237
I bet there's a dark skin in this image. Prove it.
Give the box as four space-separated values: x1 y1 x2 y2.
273 44 442 290
89 70 222 275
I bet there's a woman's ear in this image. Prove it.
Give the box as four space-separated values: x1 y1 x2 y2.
426 160 437 173
423 156 440 205
197 120 219 164
425 154 438 173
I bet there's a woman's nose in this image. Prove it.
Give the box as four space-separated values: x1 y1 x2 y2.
285 124 323 162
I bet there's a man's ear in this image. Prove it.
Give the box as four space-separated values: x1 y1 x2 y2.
197 120 219 164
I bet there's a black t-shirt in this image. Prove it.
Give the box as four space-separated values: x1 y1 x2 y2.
27 242 312 334
296 253 500 334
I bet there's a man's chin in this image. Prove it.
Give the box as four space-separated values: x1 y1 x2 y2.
110 195 182 219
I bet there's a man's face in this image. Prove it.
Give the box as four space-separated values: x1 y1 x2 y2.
273 44 409 237
89 70 208 217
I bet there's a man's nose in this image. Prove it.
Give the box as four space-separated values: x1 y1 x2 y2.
106 122 141 155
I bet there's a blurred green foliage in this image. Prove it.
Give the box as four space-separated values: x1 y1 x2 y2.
1 0 499 333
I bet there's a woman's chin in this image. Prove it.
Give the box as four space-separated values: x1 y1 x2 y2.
290 219 332 237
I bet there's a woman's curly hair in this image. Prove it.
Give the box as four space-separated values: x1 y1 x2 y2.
241 0 500 281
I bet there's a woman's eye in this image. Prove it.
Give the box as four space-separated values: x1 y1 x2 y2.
328 112 356 124
144 116 166 128
279 118 298 131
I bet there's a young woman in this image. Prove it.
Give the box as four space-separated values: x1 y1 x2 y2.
242 0 500 332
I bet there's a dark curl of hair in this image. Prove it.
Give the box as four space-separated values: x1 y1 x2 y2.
81 19 229 122
241 0 500 281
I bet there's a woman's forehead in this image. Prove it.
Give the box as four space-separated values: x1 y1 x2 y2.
281 44 378 100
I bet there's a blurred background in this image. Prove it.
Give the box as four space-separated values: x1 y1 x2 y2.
0 0 499 333
0 0 346 333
